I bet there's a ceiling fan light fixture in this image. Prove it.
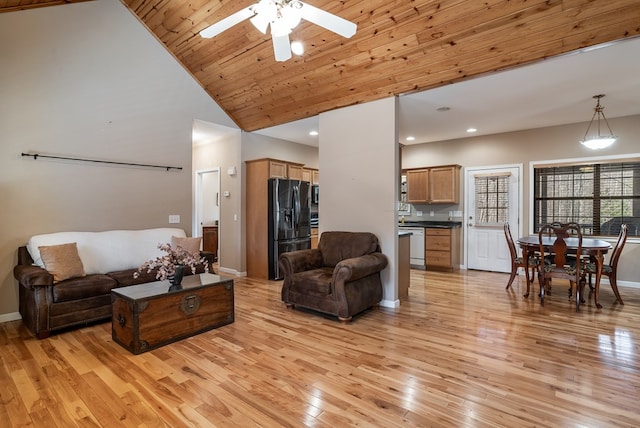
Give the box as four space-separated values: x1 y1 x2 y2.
271 18 292 37
291 41 304 55
250 13 271 34
579 94 617 150
200 0 357 61
280 3 302 29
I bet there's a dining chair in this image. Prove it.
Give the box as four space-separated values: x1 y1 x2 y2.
584 224 628 305
504 222 537 289
537 223 585 311
547 222 581 296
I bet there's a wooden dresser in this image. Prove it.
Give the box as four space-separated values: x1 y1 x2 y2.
202 225 218 261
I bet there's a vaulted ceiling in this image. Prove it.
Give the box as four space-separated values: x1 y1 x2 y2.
3 1 640 133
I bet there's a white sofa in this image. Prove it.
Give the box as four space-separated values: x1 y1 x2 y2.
27 228 190 275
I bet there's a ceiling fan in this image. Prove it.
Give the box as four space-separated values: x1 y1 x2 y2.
199 0 357 62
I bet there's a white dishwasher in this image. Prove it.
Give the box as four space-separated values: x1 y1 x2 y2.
401 227 425 268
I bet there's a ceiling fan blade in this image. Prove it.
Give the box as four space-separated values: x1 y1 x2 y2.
298 2 357 38
200 6 255 38
272 33 292 62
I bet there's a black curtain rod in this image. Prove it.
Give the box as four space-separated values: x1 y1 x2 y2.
21 152 182 171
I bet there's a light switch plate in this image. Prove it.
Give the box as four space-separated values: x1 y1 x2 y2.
169 215 180 224
416 211 423 216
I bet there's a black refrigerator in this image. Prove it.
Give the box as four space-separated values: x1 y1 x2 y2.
268 178 311 280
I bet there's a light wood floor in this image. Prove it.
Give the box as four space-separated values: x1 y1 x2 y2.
2 269 640 427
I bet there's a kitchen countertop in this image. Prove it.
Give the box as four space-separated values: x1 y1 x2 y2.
399 221 462 228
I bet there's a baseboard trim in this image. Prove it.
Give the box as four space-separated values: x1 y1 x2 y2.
0 312 21 323
380 299 400 308
217 267 247 277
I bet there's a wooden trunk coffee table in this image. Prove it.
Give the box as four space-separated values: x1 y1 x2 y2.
111 273 234 354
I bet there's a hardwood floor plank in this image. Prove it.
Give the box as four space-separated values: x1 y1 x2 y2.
2 269 640 426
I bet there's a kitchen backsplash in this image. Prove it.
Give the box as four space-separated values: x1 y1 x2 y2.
399 203 464 222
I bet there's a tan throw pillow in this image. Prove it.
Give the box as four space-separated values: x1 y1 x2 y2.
171 236 202 255
38 242 86 283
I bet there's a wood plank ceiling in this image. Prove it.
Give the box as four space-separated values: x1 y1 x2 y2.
3 1 640 132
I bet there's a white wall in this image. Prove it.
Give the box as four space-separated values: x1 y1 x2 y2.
241 132 319 167
192 120 243 275
319 97 399 306
0 0 237 318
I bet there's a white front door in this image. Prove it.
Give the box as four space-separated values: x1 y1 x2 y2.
466 165 522 272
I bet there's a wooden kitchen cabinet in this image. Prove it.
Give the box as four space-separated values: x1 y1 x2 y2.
268 159 288 178
429 165 461 203
202 226 218 261
302 168 318 184
425 227 460 272
406 169 429 203
246 158 307 180
406 165 461 204
245 159 277 279
311 228 319 249
302 168 312 183
287 164 304 180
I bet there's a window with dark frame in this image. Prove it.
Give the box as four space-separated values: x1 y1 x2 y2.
533 161 640 237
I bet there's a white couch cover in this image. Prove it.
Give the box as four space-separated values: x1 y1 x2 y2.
26 228 187 275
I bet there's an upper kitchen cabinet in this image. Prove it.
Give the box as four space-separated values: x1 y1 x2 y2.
287 163 305 180
406 165 461 204
302 168 312 183
406 169 429 203
246 158 305 179
268 159 288 178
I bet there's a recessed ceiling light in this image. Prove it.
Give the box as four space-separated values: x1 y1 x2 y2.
436 106 451 112
309 130 318 136
466 128 477 133
406 136 415 141
291 41 304 56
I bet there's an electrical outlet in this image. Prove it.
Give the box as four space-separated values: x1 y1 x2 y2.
169 215 180 224
454 210 462 217
416 211 423 217
430 211 435 217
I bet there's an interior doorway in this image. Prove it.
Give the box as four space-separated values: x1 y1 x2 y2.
465 164 522 273
195 168 221 250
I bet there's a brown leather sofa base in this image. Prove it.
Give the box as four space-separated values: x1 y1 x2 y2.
14 246 213 339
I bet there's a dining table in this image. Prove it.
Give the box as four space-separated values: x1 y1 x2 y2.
516 235 612 309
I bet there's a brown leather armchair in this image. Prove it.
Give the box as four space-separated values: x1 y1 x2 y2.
279 231 388 322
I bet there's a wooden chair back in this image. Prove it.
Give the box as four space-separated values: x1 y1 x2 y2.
504 222 518 263
537 223 583 309
538 223 582 272
504 222 536 289
609 224 628 270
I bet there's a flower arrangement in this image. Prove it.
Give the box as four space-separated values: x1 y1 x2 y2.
134 243 208 281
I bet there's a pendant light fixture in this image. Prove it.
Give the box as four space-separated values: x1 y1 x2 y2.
580 94 617 150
